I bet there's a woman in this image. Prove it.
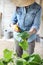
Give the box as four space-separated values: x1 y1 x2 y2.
12 0 41 57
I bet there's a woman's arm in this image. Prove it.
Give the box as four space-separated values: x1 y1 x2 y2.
11 11 21 32
29 8 41 35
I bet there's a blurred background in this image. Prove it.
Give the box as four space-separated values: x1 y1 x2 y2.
0 0 43 58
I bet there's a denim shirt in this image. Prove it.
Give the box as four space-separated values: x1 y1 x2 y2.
12 2 41 43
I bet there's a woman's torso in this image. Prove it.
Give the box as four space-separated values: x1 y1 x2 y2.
13 2 41 42
16 2 41 31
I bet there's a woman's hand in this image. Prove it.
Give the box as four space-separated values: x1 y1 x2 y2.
29 28 37 35
11 24 21 32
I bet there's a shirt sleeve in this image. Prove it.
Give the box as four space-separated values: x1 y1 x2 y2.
30 8 41 32
12 12 18 24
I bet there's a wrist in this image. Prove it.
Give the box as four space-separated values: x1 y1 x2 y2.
29 31 32 36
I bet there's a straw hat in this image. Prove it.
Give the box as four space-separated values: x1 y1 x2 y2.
11 0 35 7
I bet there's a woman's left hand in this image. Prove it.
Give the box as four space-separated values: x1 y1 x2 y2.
29 28 37 35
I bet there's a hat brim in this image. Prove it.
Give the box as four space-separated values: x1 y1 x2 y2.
11 0 35 7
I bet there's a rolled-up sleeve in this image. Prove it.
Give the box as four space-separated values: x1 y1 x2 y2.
31 9 41 31
12 12 18 24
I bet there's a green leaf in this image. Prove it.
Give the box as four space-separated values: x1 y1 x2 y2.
0 62 4 65
28 57 35 62
3 49 13 62
22 53 29 59
16 58 27 65
22 53 29 61
0 59 4 65
3 61 8 65
41 59 43 63
28 61 40 65
41 59 43 65
18 31 30 51
18 32 30 40
28 54 41 65
41 63 43 65
19 40 28 50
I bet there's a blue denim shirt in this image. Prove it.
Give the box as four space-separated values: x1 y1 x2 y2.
12 2 41 43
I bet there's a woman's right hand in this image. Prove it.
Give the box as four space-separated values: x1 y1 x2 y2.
11 24 21 32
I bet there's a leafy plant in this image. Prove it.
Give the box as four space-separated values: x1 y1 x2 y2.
17 31 43 65
0 59 4 65
18 31 30 50
3 49 13 62
19 40 28 50
16 58 27 65
18 32 30 40
27 54 42 65
0 32 43 65
0 49 43 65
0 49 14 65
16 54 43 65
